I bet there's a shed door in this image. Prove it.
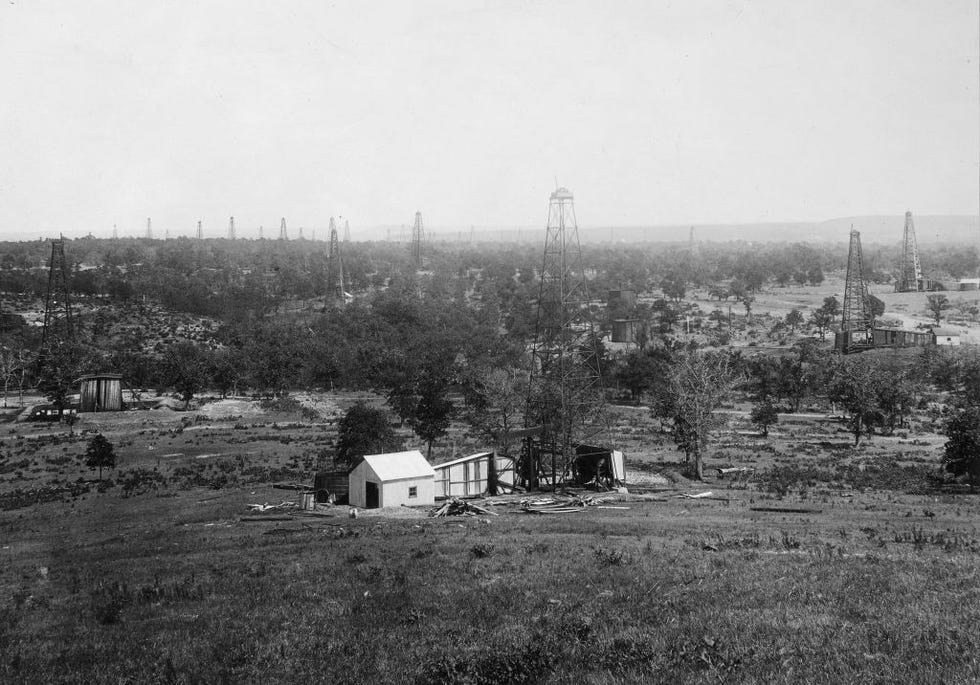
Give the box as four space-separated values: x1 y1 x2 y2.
365 482 379 509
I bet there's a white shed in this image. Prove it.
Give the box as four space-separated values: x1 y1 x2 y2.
932 328 962 346
348 450 435 509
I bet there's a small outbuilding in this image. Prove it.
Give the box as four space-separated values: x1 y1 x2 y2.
348 450 435 509
932 328 962 346
77 373 124 412
433 451 517 499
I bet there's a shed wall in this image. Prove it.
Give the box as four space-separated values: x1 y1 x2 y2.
381 477 434 507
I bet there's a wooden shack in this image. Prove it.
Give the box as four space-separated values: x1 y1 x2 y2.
432 452 517 499
77 373 123 412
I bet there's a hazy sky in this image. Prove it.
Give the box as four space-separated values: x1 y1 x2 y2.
1 0 977 238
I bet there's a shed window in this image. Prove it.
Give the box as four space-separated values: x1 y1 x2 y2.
409 486 418 498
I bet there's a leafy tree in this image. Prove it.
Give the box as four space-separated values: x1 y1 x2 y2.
828 359 884 446
926 294 951 325
652 350 738 480
463 367 526 457
807 265 824 286
750 397 779 437
336 403 398 466
943 407 980 484
809 296 841 340
85 433 117 481
741 294 755 320
161 341 209 409
660 274 686 302
410 377 454 458
36 345 79 421
784 309 804 332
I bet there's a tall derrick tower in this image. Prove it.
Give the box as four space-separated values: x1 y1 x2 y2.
41 237 75 354
326 217 345 302
196 220 203 239
145 217 153 240
343 219 351 242
521 187 610 489
840 227 874 353
896 211 924 292
279 217 288 240
411 211 425 269
228 216 236 240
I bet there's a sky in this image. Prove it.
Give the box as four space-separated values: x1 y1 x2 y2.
0 0 977 239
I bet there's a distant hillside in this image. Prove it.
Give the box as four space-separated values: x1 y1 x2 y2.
572 216 980 246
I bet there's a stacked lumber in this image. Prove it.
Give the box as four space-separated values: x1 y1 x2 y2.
429 498 498 518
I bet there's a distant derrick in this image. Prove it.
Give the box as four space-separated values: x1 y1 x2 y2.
411 211 425 269
896 211 924 292
228 216 236 240
838 228 874 352
41 238 74 354
279 217 288 240
326 217 346 303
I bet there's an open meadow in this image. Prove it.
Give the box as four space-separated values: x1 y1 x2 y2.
1 386 978 683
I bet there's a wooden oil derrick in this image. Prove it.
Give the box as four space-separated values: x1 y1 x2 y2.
40 237 75 355
411 211 425 269
520 187 611 489
896 211 924 292
279 217 288 240
343 219 351 242
840 227 874 353
326 217 345 302
228 216 236 240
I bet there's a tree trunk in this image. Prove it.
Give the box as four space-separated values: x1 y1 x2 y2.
694 452 704 480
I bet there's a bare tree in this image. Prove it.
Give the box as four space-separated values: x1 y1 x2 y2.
655 351 739 480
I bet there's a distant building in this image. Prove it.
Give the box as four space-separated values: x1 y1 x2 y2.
607 289 637 310
932 328 962 346
348 450 435 509
871 327 932 349
77 374 123 412
958 278 980 291
610 319 639 344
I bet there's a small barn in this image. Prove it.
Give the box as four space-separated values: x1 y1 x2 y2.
932 328 962 346
348 450 435 509
77 373 124 412
432 451 517 499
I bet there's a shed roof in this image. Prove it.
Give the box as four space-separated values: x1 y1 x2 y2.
434 451 494 470
362 450 434 481
932 328 961 337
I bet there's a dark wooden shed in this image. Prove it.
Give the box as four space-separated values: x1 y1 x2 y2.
77 373 123 412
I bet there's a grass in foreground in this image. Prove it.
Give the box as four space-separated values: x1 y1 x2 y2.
2 488 979 684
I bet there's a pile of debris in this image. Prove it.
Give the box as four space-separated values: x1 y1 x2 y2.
521 493 625 514
429 498 498 518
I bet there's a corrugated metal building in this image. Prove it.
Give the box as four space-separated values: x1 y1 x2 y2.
348 450 435 509
432 451 517 499
77 374 123 412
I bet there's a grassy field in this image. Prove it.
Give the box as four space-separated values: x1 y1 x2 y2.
1 387 979 683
